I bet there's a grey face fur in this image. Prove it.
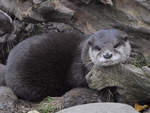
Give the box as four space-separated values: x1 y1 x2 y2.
88 29 131 67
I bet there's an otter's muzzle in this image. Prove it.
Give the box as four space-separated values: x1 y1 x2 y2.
103 53 113 59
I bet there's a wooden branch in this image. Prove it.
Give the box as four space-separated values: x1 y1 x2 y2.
86 64 150 105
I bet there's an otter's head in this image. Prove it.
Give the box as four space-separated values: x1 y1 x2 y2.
86 29 131 67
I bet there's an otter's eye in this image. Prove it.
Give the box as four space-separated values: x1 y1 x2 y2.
122 35 128 41
123 36 128 41
114 42 121 48
94 46 101 51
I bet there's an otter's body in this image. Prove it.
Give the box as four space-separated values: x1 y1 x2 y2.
5 32 88 101
5 29 131 102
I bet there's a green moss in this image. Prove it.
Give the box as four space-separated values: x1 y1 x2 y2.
30 24 41 36
145 56 150 67
133 56 147 68
132 55 150 68
38 97 62 113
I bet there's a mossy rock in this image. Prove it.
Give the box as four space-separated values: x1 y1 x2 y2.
38 97 64 113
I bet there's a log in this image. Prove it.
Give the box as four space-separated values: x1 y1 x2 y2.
86 64 150 105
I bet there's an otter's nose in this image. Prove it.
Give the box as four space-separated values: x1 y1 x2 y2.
103 53 113 59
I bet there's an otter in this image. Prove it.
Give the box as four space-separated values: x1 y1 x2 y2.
4 29 131 102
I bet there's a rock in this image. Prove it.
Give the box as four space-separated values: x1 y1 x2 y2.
63 88 101 108
114 0 150 26
38 97 64 113
33 0 46 4
0 64 5 85
0 86 37 113
28 110 40 113
38 88 102 112
0 86 17 101
57 103 139 113
35 0 74 22
0 0 74 22
0 9 14 43
100 0 113 6
86 64 150 105
0 86 18 113
142 66 150 77
79 0 92 4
